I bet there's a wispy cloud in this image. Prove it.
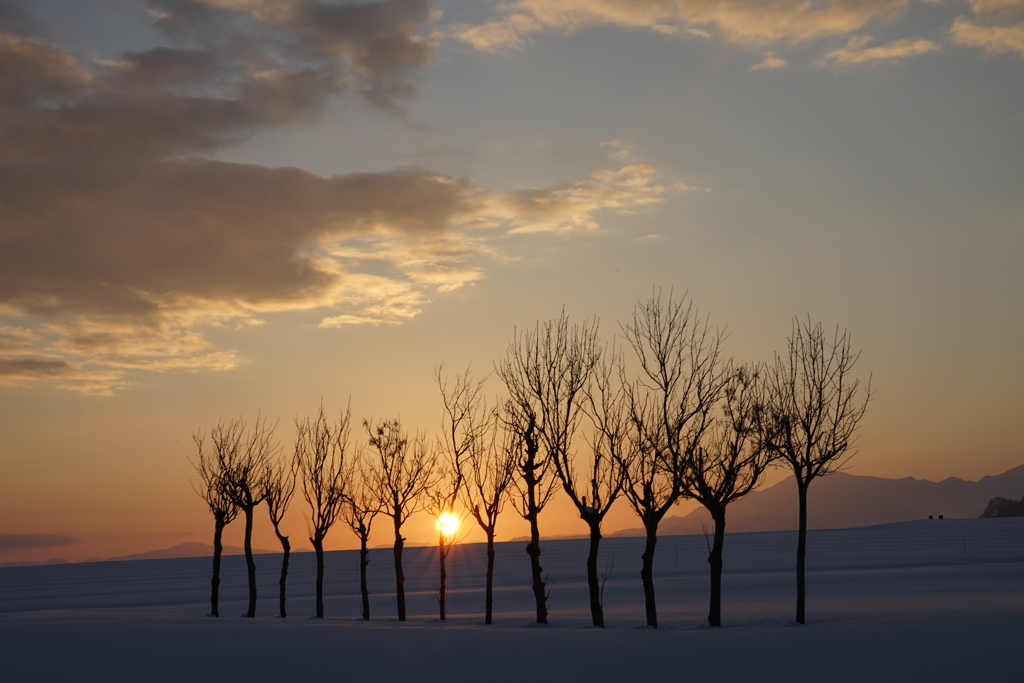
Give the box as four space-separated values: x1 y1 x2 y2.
949 0 1024 58
820 34 940 65
967 0 1024 14
447 0 912 53
951 16 1024 56
750 53 787 70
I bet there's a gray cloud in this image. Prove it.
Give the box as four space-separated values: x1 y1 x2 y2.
146 0 433 109
0 161 478 320
0 358 74 377
0 533 80 552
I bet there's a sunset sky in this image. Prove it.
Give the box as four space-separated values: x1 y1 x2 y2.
1 0 1022 563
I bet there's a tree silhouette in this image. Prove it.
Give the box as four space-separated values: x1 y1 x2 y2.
295 403 352 618
765 317 872 624
365 418 437 622
682 363 774 627
433 365 489 621
553 349 629 627
190 428 241 618
498 311 601 624
217 416 278 618
264 452 297 618
340 451 380 621
460 404 515 625
620 290 722 627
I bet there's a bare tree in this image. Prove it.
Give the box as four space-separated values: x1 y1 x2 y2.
497 311 602 624
424 470 467 621
621 290 723 627
340 451 380 621
295 403 353 618
264 453 296 618
217 416 278 618
553 350 629 627
190 428 241 618
765 317 873 624
364 418 437 622
682 363 775 627
461 406 516 625
433 364 490 621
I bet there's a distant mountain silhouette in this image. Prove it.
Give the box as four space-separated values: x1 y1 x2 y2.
106 541 277 562
609 464 1024 537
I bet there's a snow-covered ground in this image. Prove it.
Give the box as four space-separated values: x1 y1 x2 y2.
2 518 1022 681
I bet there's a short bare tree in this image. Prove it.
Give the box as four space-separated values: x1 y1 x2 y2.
295 403 353 618
216 416 278 618
364 418 437 622
682 363 775 627
264 453 297 618
190 430 240 618
425 468 467 621
497 311 602 624
340 452 380 621
621 290 723 627
765 318 872 624
553 350 629 627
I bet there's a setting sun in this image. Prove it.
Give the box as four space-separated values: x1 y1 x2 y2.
436 513 459 536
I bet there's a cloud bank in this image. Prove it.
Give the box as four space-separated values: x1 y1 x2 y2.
0 1 675 393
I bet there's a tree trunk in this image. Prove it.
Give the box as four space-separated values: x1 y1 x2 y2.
484 528 496 625
707 505 726 627
438 533 448 621
243 505 257 618
640 521 658 628
312 536 325 618
394 517 407 621
525 509 547 624
586 520 604 627
359 534 371 621
273 529 290 618
210 519 225 617
795 479 808 624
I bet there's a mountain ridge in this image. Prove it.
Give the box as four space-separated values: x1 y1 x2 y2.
607 463 1024 538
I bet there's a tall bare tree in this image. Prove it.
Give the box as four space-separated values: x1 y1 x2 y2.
682 363 775 627
554 350 629 627
264 453 297 618
217 416 278 618
341 451 380 621
190 429 241 618
295 403 353 618
365 418 437 622
765 318 872 624
498 311 602 624
461 406 516 625
621 290 723 627
433 364 489 621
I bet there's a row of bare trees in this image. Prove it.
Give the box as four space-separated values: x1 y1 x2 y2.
190 290 871 627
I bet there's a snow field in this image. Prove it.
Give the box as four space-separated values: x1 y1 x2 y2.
2 518 1022 681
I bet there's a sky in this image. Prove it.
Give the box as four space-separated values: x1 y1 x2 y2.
0 0 1022 563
